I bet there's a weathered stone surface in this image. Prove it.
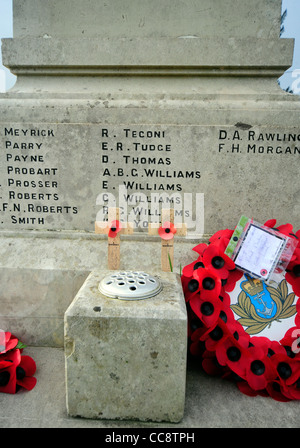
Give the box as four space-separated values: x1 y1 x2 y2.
0 0 299 348
64 270 187 422
13 0 283 40
1 119 300 235
0 267 88 346
0 0 298 236
3 37 293 74
0 233 195 346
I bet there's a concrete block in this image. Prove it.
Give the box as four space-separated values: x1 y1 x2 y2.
64 269 187 422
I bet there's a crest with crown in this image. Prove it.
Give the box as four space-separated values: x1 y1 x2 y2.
240 275 264 296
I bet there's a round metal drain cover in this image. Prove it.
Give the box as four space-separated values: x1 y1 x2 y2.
98 271 162 300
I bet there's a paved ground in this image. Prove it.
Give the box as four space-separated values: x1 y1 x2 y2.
0 346 299 428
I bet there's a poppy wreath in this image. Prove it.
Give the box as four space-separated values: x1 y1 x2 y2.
181 219 300 401
0 332 37 394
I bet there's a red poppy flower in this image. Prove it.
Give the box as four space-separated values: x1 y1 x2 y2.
295 230 300 248
264 219 277 229
108 220 122 238
284 379 300 400
229 320 251 347
286 271 300 298
192 243 208 256
244 346 277 390
264 219 294 236
219 290 231 308
189 328 205 357
0 332 18 355
270 353 300 387
189 339 203 358
280 326 300 355
286 249 300 297
209 229 233 244
16 355 37 391
181 256 204 279
192 267 222 299
265 380 292 401
277 223 294 236
158 221 177 240
0 348 21 394
214 320 250 364
238 380 273 399
186 303 198 331
237 380 260 397
215 337 248 378
189 317 207 339
222 268 244 292
202 319 230 352
183 276 204 306
190 326 204 343
200 305 235 349
181 274 192 299
190 294 224 328
295 301 300 329
268 339 288 357
202 244 236 279
202 349 227 376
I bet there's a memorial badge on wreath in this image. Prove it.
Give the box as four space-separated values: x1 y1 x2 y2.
181 218 300 401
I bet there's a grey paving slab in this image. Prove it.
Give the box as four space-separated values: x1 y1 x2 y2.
0 346 299 428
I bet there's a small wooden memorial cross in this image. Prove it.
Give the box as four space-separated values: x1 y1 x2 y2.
148 208 187 272
95 207 133 270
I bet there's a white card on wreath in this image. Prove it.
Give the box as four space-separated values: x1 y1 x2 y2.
234 224 286 281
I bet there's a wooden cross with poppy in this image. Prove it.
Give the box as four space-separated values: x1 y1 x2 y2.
148 208 187 272
95 207 133 270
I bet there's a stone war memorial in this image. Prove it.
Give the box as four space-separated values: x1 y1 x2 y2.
1 0 300 427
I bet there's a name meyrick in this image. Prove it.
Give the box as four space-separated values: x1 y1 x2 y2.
4 127 55 150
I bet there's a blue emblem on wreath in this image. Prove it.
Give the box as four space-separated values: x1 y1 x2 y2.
231 275 296 335
240 275 277 319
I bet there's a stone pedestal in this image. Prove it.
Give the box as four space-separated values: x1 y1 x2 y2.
64 270 187 422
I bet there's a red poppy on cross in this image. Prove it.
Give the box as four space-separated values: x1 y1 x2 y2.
95 207 133 270
148 209 187 272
